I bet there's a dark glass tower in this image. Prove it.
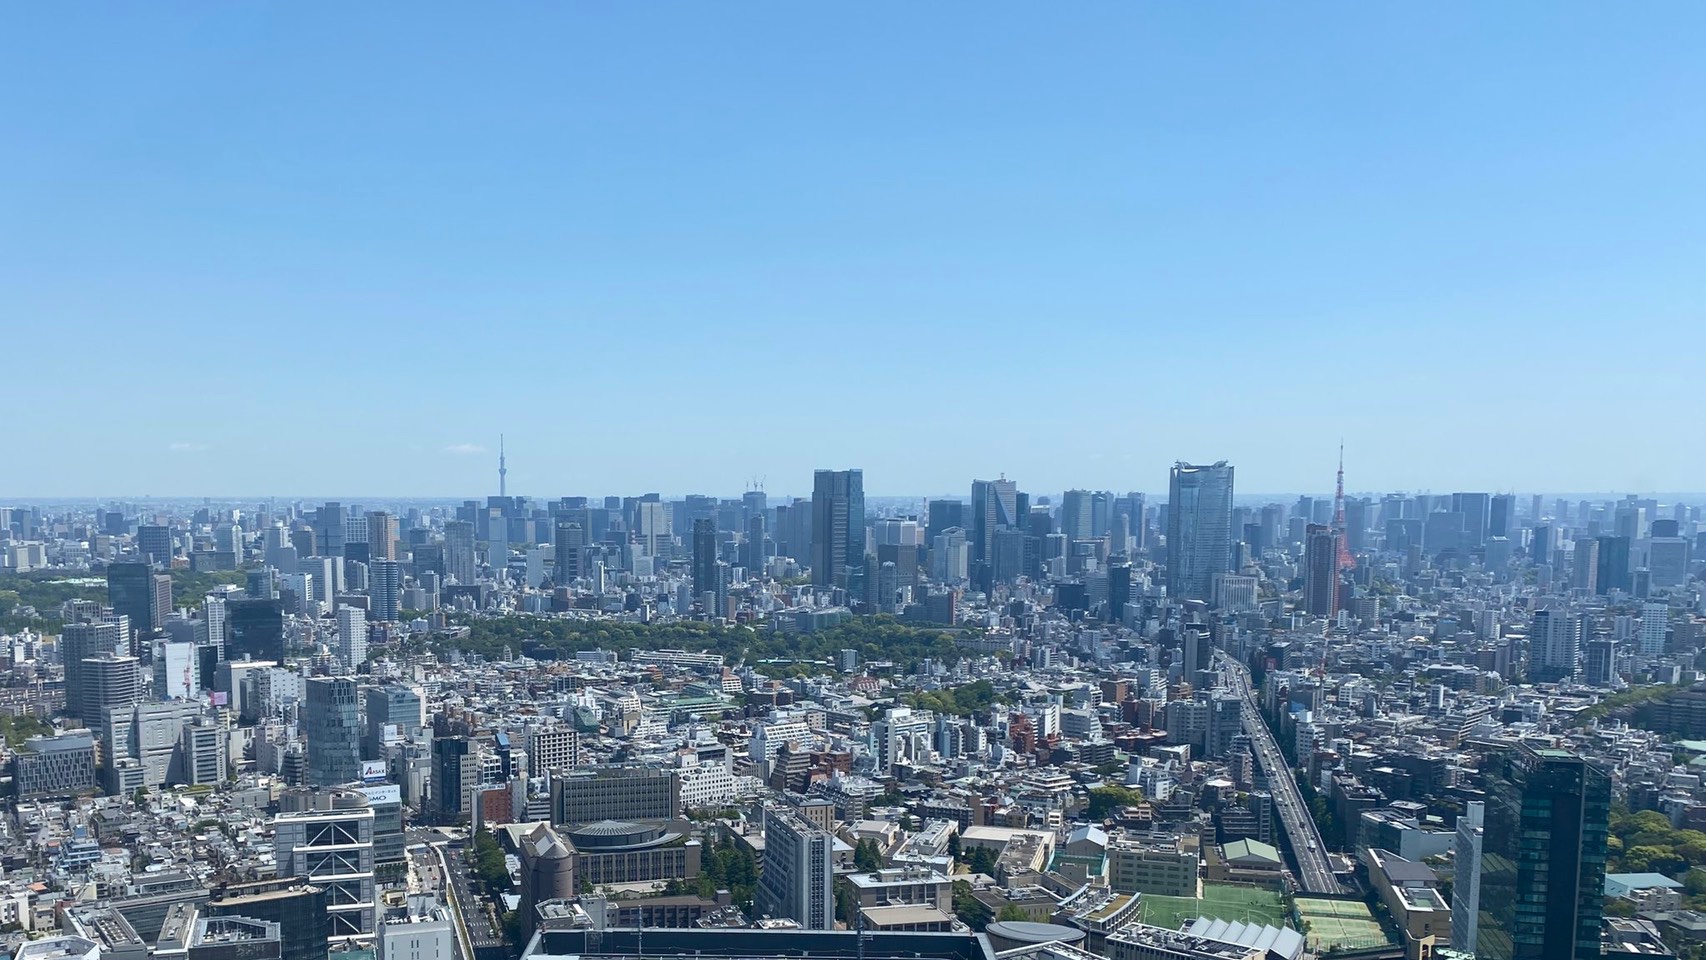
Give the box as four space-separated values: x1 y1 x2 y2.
692 517 718 602
1475 746 1609 960
810 469 865 591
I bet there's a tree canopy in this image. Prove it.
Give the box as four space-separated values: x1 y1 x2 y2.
443 613 969 672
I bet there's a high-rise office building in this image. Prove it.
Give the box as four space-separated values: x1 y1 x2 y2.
1571 539 1599 593
443 521 477 586
627 499 664 559
1059 490 1093 542
273 791 375 944
1452 492 1491 547
365 512 398 562
82 654 142 722
204 588 235 660
692 518 718 604
316 503 346 558
1650 535 1689 588
431 736 473 822
1451 800 1486 954
336 608 368 670
1302 523 1340 617
925 499 965 543
227 598 285 662
1584 637 1616 687
1531 608 1582 682
757 807 834 930
810 469 865 591
369 559 401 622
1639 601 1669 657
1488 494 1516 539
553 521 584 585
62 618 128 722
970 478 1019 567
1595 535 1631 595
1474 746 1608 960
363 684 423 759
108 562 171 646
1166 462 1234 604
303 677 362 787
137 525 174 566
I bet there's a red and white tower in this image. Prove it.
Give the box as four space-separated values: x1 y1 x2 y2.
1332 443 1354 573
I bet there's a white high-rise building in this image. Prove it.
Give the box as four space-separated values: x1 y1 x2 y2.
1640 602 1670 656
338 607 368 670
203 589 234 660
932 528 968 581
154 640 199 701
1532 608 1582 681
1451 801 1485 954
525 545 550 589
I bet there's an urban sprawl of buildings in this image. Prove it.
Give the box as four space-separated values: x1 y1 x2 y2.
2 457 1705 960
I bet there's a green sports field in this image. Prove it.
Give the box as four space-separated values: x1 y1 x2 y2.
1295 897 1391 952
1137 883 1290 930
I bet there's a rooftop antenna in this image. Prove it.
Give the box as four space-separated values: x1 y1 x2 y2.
499 434 507 498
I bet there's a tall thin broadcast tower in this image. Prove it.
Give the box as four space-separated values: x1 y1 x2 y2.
499 434 507 498
1332 443 1353 572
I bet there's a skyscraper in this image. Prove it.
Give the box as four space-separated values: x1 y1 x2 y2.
1166 462 1234 604
443 521 477 586
1474 746 1608 960
226 598 285 662
107 562 170 647
365 511 398 562
810 469 865 591
1595 535 1631 595
757 807 834 929
1451 801 1486 954
369 559 401 622
337 607 368 670
692 518 718 604
1303 523 1340 617
1531 608 1582 682
304 677 362 787
61 619 127 722
316 502 346 557
1452 492 1491 547
1571 538 1599 593
81 654 142 722
970 478 1019 566
137 524 173 566
1488 494 1517 539
553 521 584 585
1059 489 1093 542
364 684 423 759
1639 601 1669 656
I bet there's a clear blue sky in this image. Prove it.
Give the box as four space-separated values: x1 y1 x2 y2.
5 4 1703 499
